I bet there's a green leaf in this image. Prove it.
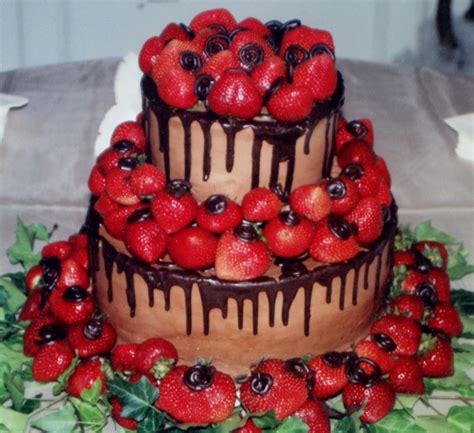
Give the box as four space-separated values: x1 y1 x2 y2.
447 406 473 433
266 416 309 433
460 315 474 339
370 410 425 433
0 406 29 433
0 276 27 314
451 289 474 316
251 411 280 429
332 416 357 433
0 362 12 404
52 356 79 396
0 424 10 433
136 409 166 433
2 273 26 294
106 375 159 421
0 342 29 371
32 402 78 433
3 370 25 411
394 225 415 251
414 221 460 246
70 397 107 433
415 416 457 433
79 377 103 405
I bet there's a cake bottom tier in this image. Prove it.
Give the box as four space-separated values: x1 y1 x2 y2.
88 207 397 375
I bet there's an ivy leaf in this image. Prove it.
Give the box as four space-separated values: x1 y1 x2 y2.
0 276 27 315
394 225 415 251
251 411 280 429
332 416 357 433
451 289 474 316
19 395 41 414
2 272 26 294
447 406 473 433
0 342 29 371
266 416 309 433
70 397 108 433
459 315 474 339
32 402 78 433
414 221 460 246
369 410 425 432
136 409 166 433
0 362 12 404
0 406 29 433
415 416 457 433
106 375 159 421
79 377 103 405
52 356 79 396
3 370 25 411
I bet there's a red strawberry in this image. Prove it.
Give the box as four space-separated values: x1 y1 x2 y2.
208 69 262 119
402 270 426 294
139 36 166 75
105 166 141 206
240 359 308 420
371 315 421 357
111 343 139 372
267 84 314 122
66 358 106 399
279 26 335 60
417 336 454 377
49 285 94 325
293 53 337 101
427 303 463 337
25 265 44 292
230 30 274 70
309 216 359 263
96 146 134 176
321 176 359 216
394 250 416 267
151 181 198 234
103 203 145 239
124 214 168 264
376 181 392 207
19 289 49 321
291 399 330 433
390 294 425 321
345 197 383 244
68 233 88 250
427 268 451 303
335 118 374 152
156 66 198 109
193 27 224 52
130 163 166 197
110 121 145 151
168 227 218 270
308 352 348 399
236 419 262 433
215 225 271 281
32 340 75 382
196 195 243 234
199 50 240 81
251 55 286 97
237 17 271 37
414 241 449 269
340 162 381 199
242 188 281 222
94 193 120 216
69 248 89 271
68 318 117 358
337 140 376 168
157 364 236 423
189 8 237 34
374 156 391 187
160 22 191 43
24 316 64 356
111 396 138 430
289 184 332 223
354 338 396 375
88 165 106 196
135 338 178 375
342 380 395 423
42 241 72 261
152 40 201 81
57 259 89 290
388 357 425 394
263 211 314 258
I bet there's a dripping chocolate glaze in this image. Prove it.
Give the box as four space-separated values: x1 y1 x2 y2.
87 200 397 337
141 73 344 194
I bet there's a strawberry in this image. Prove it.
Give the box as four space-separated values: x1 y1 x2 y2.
371 315 421 357
401 270 426 294
427 268 451 303
376 181 392 207
68 233 88 250
151 181 198 234
414 241 449 269
88 165 106 196
49 285 94 325
111 343 139 372
251 55 286 97
157 364 236 423
199 50 240 81
342 380 395 423
94 193 120 216
42 241 72 261
96 146 134 176
279 26 335 60
110 121 146 151
394 250 416 267
388 357 425 394
267 84 313 122
57 258 89 290
68 318 117 358
215 224 271 281
374 156 391 187
111 396 138 430
160 22 191 43
240 359 308 420
308 352 348 399
417 335 454 378
335 118 374 152
69 248 89 270
237 17 272 37
25 265 43 292
242 188 281 222
230 30 274 70
103 203 145 240
168 227 218 270
130 163 166 197
19 289 49 321
66 358 106 399
24 316 64 356
263 211 314 258
427 303 463 337
193 27 225 53
289 184 332 223
337 139 376 168
156 65 198 109
390 294 425 321
208 69 262 119
345 197 383 244
32 340 75 382
309 216 359 263
139 36 166 75
135 338 178 375
293 53 337 101
105 165 141 206
291 399 330 433
236 419 262 433
354 338 396 375
196 195 243 234
124 214 168 264
189 8 237 34
340 162 381 199
321 176 359 216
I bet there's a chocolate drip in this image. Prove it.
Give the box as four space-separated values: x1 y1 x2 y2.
339 273 347 311
352 265 360 306
199 119 212 181
181 116 193 181
374 253 383 302
363 262 370 290
251 137 263 188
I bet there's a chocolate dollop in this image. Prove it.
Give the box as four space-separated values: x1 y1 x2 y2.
346 120 368 140
322 351 344 368
328 215 354 240
183 364 216 391
250 372 273 395
416 282 438 307
326 179 347 199
341 163 364 181
62 285 88 302
233 223 259 242
166 179 192 199
310 43 335 61
204 194 228 215
118 157 139 172
346 357 382 387
83 318 103 340
127 208 153 224
194 74 215 100
113 140 135 153
279 210 301 227
374 333 397 352
38 324 67 346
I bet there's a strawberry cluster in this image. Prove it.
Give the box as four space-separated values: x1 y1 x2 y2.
138 8 338 121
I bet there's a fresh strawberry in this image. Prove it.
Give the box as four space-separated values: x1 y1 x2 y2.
19 289 49 321
96 146 134 176
401 270 426 294
69 248 89 271
267 84 313 122
157 364 236 423
337 140 376 168
417 336 454 378
130 163 166 197
345 197 383 244
376 181 392 207
237 17 272 37
390 294 425 321
309 216 359 263
208 69 262 119
24 316 64 356
66 358 106 399
49 285 94 325
263 211 314 258
414 241 449 269
279 26 335 60
105 166 141 206
111 396 138 430
189 8 237 34
291 399 330 433
371 315 421 357
199 50 240 81
427 303 463 337
388 357 425 394
230 30 274 70
240 359 308 420
156 65 198 109
32 340 75 382
394 250 416 267
103 203 145 239
289 184 332 223
293 53 337 101
124 214 168 264
193 27 225 52
68 233 88 250
321 176 359 216
94 193 120 216
215 224 271 281
236 419 262 433
168 227 218 270
57 258 89 290
308 352 348 399
135 338 178 375
342 380 395 423
335 118 374 153
88 165 106 196
151 181 198 234
110 121 146 151
427 267 451 303
42 241 72 261
67 318 117 358
340 162 381 199
139 36 166 75
251 55 286 97
25 265 43 292
196 195 242 234
160 22 191 43
242 188 281 222
374 156 391 187
111 343 139 372
354 338 396 375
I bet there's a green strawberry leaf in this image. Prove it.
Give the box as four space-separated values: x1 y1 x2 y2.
368 410 425 432
31 402 78 433
251 411 280 429
414 221 460 246
79 377 103 405
394 225 415 251
0 362 12 404
332 416 357 433
0 406 29 433
136 409 166 433
265 416 309 433
0 342 29 371
52 356 79 396
0 276 27 315
70 396 108 433
447 406 473 433
451 289 474 316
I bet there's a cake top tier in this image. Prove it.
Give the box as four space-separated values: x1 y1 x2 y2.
139 8 338 122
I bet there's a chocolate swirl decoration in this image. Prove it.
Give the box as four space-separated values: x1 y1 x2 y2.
234 223 259 243
279 210 301 227
346 120 368 140
346 357 382 387
239 43 265 71
325 178 347 200
284 44 309 66
328 215 354 240
204 194 227 215
183 364 216 391
322 351 345 368
204 34 231 58
37 324 67 346
194 74 215 101
113 140 135 153
179 23 195 39
309 43 336 61
118 157 139 172
179 51 202 72
208 23 227 34
264 19 302 53
374 333 397 352
62 285 88 302
250 372 274 395
166 179 192 199
416 282 438 307
127 208 153 224
83 318 103 340
412 248 433 274
263 76 284 105
39 256 61 308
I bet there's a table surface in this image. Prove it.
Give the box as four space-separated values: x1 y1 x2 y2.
1 58 473 278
